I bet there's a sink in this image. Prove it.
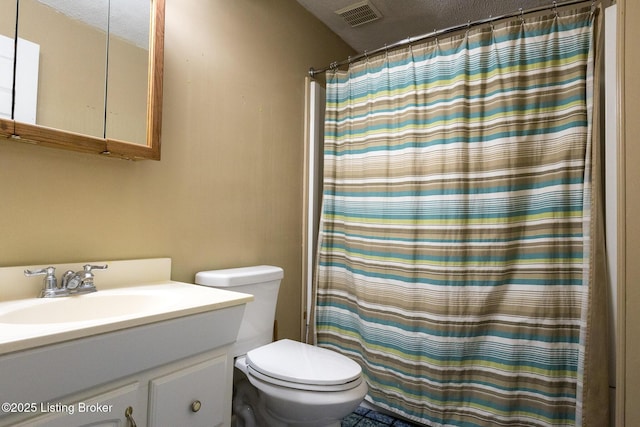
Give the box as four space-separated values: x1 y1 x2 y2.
0 293 176 324
0 258 253 422
0 281 253 355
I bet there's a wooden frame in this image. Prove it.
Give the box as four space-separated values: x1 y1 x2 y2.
0 0 165 161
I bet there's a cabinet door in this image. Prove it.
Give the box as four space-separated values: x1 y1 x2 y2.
13 382 141 427
148 354 228 427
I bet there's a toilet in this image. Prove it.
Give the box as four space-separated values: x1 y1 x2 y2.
195 266 368 427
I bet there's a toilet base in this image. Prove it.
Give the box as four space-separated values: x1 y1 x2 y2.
232 367 366 427
234 368 296 427
232 377 259 427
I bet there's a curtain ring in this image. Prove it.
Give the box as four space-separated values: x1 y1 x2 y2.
488 15 494 31
406 36 414 54
519 8 525 24
552 1 559 18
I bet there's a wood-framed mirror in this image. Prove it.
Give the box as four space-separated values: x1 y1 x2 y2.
0 0 164 161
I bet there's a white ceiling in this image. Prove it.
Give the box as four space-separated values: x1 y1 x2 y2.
296 0 556 53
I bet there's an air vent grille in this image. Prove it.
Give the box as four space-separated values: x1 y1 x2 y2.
335 1 382 28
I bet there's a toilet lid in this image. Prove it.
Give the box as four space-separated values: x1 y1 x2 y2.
246 339 362 387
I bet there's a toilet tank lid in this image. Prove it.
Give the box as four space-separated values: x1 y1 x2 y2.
195 265 283 287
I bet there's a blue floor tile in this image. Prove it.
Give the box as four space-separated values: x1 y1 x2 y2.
342 405 420 427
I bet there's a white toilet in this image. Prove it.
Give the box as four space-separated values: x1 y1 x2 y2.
195 265 368 427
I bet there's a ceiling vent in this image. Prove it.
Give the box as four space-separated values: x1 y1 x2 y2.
335 1 382 28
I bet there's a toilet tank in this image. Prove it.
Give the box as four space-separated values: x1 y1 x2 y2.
195 265 283 357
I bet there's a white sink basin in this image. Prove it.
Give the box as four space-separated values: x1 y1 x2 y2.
0 293 176 324
0 282 253 355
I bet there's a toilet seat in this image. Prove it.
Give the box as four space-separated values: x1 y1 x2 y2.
245 339 363 392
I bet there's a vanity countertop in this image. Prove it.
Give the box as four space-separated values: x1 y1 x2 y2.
0 259 253 355
0 281 252 356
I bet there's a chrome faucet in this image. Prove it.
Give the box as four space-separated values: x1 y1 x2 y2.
24 264 108 298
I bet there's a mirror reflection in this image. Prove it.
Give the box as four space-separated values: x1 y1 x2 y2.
0 0 17 122
17 0 108 138
105 0 150 145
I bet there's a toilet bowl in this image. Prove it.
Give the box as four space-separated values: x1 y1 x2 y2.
195 266 367 427
237 339 368 426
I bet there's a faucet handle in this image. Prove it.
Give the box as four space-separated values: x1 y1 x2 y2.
83 264 108 273
25 266 61 297
77 264 108 290
24 266 55 277
24 266 57 289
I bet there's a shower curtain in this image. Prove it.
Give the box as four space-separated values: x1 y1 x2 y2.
315 5 608 427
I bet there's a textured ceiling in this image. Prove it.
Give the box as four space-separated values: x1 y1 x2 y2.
296 0 556 53
37 0 150 49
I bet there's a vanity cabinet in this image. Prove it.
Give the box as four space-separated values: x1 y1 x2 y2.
0 260 252 427
0 301 247 427
12 382 143 427
148 354 228 427
8 349 232 427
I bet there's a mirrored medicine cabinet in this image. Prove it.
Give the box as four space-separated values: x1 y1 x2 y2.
0 0 164 160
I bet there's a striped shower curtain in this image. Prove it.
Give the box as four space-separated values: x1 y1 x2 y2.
315 5 608 427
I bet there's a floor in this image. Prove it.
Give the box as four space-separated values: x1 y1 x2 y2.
342 405 419 427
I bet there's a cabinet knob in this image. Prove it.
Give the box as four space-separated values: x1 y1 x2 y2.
191 400 202 413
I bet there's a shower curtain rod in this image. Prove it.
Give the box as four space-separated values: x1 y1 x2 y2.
308 0 595 78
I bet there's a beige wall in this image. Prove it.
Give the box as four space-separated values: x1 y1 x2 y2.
0 1 16 43
623 0 640 425
0 0 353 342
